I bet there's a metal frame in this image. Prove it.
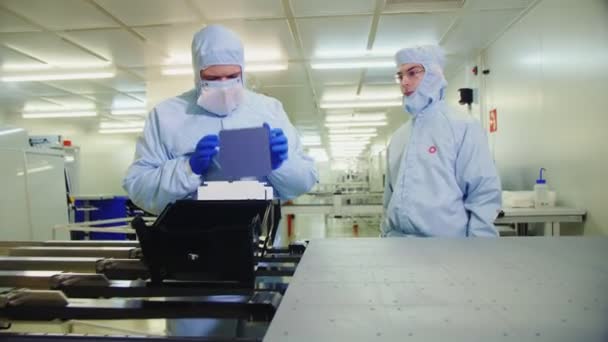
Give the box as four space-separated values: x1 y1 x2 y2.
0 289 280 322
0 333 260 342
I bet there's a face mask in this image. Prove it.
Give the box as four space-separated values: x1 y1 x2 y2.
197 77 244 116
404 91 432 117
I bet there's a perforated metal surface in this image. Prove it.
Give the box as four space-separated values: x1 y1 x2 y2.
264 237 608 342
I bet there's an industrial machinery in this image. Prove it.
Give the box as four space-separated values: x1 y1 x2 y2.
0 197 306 341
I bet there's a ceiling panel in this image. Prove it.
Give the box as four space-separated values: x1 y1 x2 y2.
248 62 308 87
0 101 24 115
40 95 98 109
262 85 316 116
289 112 321 126
373 13 456 52
0 32 107 65
193 0 284 20
135 23 202 63
108 93 146 108
222 19 300 61
0 45 45 66
7 81 72 97
291 0 375 17
318 85 359 103
442 9 522 57
311 68 362 88
465 0 533 10
359 84 402 99
63 29 167 67
297 16 372 58
44 80 118 94
95 0 199 26
81 93 117 108
293 118 322 130
91 70 146 93
140 20 298 63
0 8 40 33
0 84 29 110
20 98 66 111
1 0 120 30
0 0 532 145
126 92 146 103
364 67 396 85
123 67 147 79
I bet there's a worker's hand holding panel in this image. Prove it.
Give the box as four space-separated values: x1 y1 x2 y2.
189 134 219 175
264 123 288 170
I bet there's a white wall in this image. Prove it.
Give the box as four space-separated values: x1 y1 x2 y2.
71 133 137 195
2 115 137 195
445 55 484 122
476 0 607 235
368 149 386 193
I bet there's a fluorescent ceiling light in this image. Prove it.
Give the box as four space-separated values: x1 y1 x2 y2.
332 153 363 157
1 62 112 71
325 121 387 128
329 133 375 138
331 145 368 150
330 139 370 144
331 151 366 156
332 159 361 165
331 142 369 146
0 128 25 136
23 111 97 119
330 144 369 149
329 134 376 140
24 104 95 112
247 63 288 72
99 121 145 129
314 49 395 58
331 162 350 170
331 147 368 152
2 71 115 82
332 154 365 158
111 108 147 116
331 149 367 153
321 101 401 109
99 127 144 134
301 134 321 146
328 128 377 134
307 148 328 162
245 49 283 62
330 148 370 152
326 113 386 122
323 94 401 102
167 51 284 64
311 60 394 70
161 67 190 76
162 63 288 76
2 64 52 71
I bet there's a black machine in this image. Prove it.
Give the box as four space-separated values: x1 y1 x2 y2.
132 199 279 288
0 198 304 341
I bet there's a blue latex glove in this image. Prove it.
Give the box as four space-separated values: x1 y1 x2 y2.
188 134 219 175
263 123 288 170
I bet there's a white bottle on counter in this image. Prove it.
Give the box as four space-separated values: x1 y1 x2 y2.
534 168 550 208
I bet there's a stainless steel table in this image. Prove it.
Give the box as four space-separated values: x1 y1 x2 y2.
264 237 608 342
496 207 586 236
